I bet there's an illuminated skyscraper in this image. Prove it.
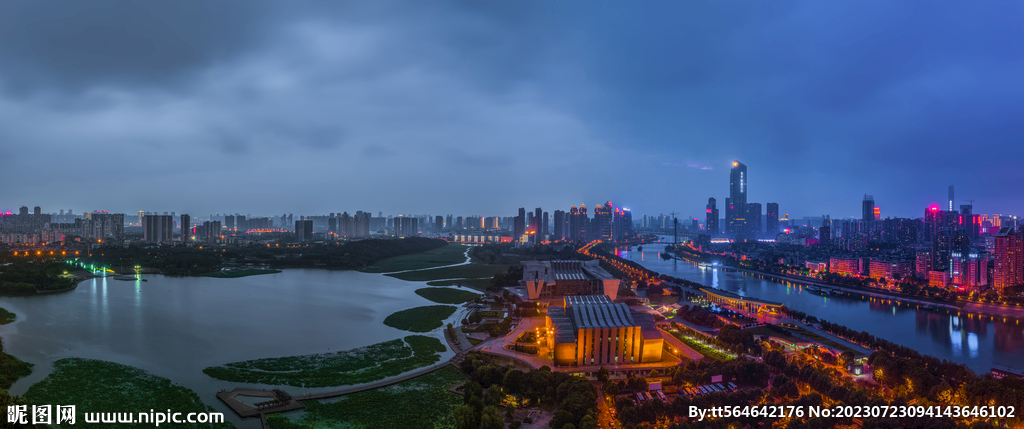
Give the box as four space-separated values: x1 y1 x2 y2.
705 198 719 236
728 161 747 236
594 202 614 242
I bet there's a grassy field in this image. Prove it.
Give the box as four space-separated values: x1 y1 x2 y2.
426 278 493 291
386 264 509 282
25 358 233 429
360 244 468 273
415 287 480 304
266 365 465 429
203 336 446 388
201 268 282 278
666 330 734 362
0 307 15 325
383 305 457 332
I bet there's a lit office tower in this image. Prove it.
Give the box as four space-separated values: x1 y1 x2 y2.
180 214 191 242
765 202 779 236
553 210 565 240
728 161 747 236
142 215 174 243
746 202 762 237
862 195 875 222
948 185 955 211
594 202 614 242
705 198 719 236
435 215 444 233
993 227 1023 292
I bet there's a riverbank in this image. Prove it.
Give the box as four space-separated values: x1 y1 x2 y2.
672 246 1024 320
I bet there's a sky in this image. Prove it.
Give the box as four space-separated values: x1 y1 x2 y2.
2 1 1022 220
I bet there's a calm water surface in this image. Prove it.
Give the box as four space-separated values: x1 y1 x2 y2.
0 269 455 428
621 237 1024 374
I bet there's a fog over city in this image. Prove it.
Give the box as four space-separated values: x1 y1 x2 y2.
2 1 1023 218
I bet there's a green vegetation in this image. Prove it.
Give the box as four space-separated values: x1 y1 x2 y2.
203 336 446 388
386 264 510 283
0 308 15 325
0 341 32 390
415 287 479 304
201 268 282 278
266 365 466 429
665 329 734 362
467 338 482 346
360 244 468 273
75 237 448 275
0 260 77 294
426 278 493 291
456 352 598 429
25 358 233 429
384 305 457 332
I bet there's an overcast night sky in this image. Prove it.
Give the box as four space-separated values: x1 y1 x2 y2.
2 1 1022 220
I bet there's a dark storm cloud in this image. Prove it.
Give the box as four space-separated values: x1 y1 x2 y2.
1 1 1022 218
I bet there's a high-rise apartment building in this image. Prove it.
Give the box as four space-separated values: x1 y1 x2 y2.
180 214 191 242
143 215 174 243
746 202 762 237
706 198 719 236
993 227 1023 292
765 202 779 237
862 195 875 222
295 219 313 242
593 202 614 242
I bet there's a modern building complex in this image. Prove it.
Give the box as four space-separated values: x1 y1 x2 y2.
521 260 621 301
545 295 664 366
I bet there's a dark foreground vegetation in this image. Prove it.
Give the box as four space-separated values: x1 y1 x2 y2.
74 237 448 276
0 260 76 294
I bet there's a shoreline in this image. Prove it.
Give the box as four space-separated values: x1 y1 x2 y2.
671 247 1024 320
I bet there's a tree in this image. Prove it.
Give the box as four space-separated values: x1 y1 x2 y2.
480 406 504 429
597 366 610 384
578 415 596 429
454 405 478 429
506 404 516 420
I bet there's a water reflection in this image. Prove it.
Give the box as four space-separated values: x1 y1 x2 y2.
619 239 1024 373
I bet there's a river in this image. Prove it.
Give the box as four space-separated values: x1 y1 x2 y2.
619 237 1024 375
0 269 456 428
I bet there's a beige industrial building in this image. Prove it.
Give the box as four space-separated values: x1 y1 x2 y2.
545 295 663 366
521 260 620 301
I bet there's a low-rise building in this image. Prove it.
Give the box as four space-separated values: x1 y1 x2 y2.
521 260 620 301
545 295 663 366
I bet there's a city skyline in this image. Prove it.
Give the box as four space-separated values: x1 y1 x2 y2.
3 2 1024 218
